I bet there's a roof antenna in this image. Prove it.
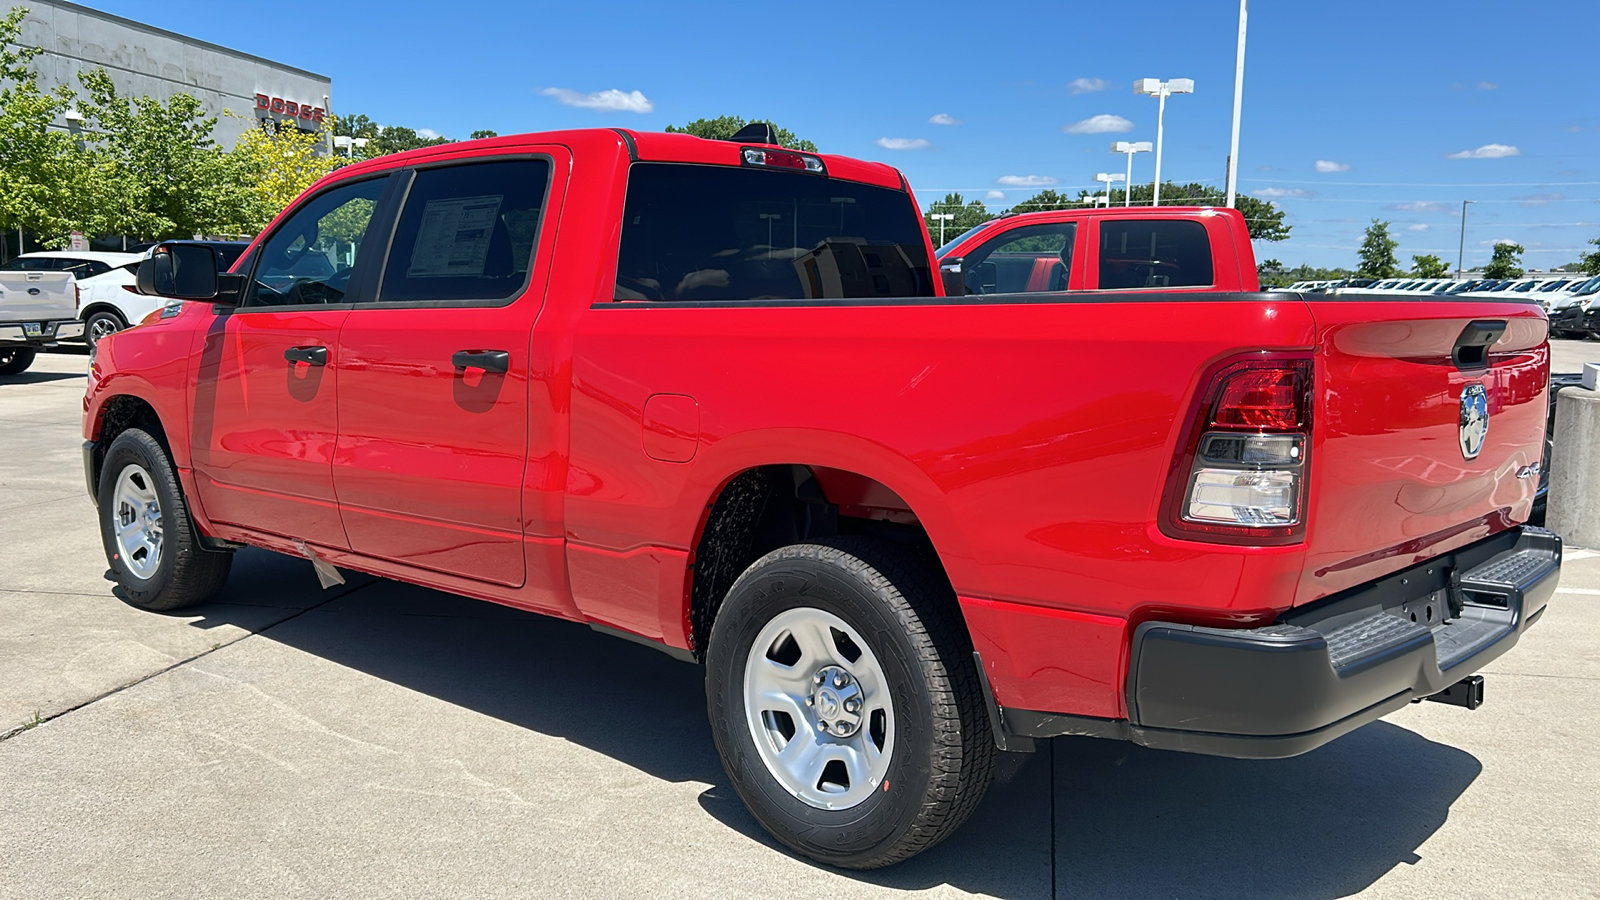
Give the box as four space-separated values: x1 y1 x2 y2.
729 121 780 146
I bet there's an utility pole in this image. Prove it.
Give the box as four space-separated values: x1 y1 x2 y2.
1457 200 1476 278
1225 0 1248 208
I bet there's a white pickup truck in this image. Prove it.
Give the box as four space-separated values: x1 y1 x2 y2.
0 269 84 375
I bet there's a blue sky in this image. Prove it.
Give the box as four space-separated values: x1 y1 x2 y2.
86 0 1599 270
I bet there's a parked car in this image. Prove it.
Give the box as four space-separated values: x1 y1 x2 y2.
0 268 84 374
1550 276 1600 338
933 206 1258 295
87 127 1560 868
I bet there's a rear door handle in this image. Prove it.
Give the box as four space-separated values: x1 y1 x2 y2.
452 349 510 374
284 346 328 366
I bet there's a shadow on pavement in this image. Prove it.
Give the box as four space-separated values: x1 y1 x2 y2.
176 548 1480 899
0 370 84 385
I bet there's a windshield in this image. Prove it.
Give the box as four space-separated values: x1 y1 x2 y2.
615 164 933 301
1572 276 1600 296
934 223 992 260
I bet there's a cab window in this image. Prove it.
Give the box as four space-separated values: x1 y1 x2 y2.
1098 219 1213 289
375 159 550 305
243 176 387 307
958 223 1076 294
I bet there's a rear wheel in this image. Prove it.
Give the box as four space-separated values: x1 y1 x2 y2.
705 537 994 869
0 347 36 375
85 310 126 347
97 428 233 610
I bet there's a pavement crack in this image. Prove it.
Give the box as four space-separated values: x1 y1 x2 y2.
0 576 383 744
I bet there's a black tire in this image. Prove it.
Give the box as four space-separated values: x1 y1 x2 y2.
97 428 233 610
0 347 36 375
85 309 126 347
705 537 995 869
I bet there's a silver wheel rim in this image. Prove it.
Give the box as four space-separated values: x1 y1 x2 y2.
112 464 163 579
88 317 120 345
743 607 895 810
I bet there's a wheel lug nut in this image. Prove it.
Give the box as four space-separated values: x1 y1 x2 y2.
845 699 859 712
816 721 827 732
814 673 824 684
805 697 813 706
833 675 846 687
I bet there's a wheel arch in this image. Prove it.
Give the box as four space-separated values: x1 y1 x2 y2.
79 302 130 325
675 436 975 661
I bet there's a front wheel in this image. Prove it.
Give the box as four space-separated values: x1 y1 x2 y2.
0 347 36 375
97 428 234 610
705 537 994 869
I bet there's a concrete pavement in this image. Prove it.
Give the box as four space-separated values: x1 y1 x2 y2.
2 349 1597 899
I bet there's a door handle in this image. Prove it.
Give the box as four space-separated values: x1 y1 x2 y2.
452 349 510 374
284 345 328 366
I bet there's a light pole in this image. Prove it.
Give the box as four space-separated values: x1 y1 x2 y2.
1111 141 1151 206
1094 173 1125 207
1134 78 1194 207
931 213 954 245
1225 0 1248 208
1457 200 1476 278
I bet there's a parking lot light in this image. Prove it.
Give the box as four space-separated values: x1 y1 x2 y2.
1095 172 1125 206
1458 200 1476 278
930 212 955 245
1112 141 1152 206
1135 78 1194 207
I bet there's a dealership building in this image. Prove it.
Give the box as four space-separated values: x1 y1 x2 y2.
5 0 332 257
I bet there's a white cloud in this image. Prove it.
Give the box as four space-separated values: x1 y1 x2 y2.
540 87 653 113
1389 201 1452 213
1064 114 1133 134
1492 238 1521 246
1406 223 1430 232
1446 143 1520 159
1515 193 1564 206
1069 77 1109 94
995 175 1059 187
875 137 930 150
928 113 961 126
416 128 442 140
1253 187 1312 199
1478 81 1498 90
1314 159 1350 173
984 190 1006 200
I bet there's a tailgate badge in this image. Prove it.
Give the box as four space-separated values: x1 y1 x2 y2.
1459 384 1489 460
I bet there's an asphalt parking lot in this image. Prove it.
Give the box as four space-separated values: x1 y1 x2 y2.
3 347 1599 899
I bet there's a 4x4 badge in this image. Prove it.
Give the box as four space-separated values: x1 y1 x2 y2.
1459 384 1489 460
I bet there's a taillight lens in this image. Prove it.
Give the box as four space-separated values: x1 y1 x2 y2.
741 147 826 175
1159 354 1313 545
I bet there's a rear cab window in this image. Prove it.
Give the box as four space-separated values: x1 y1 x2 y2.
1095 219 1213 289
613 163 932 302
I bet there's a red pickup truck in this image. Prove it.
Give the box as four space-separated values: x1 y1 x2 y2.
84 126 1560 869
934 205 1258 296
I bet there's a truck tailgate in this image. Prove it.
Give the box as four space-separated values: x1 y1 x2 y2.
1297 297 1550 604
0 271 77 322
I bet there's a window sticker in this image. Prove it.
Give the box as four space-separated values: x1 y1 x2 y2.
407 194 504 277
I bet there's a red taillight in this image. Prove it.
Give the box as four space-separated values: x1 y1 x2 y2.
120 284 140 293
1159 354 1313 546
741 147 826 175
1213 367 1305 429
74 283 80 310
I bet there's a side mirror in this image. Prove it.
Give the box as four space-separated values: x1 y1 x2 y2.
939 257 967 297
137 243 220 301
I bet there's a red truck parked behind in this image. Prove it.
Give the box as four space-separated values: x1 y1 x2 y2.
933 204 1259 297
84 126 1560 868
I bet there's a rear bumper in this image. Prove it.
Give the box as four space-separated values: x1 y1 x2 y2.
998 525 1560 758
0 319 85 347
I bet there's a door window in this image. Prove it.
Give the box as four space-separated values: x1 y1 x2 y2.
244 176 388 307
1097 220 1213 289
375 159 551 305
959 222 1076 294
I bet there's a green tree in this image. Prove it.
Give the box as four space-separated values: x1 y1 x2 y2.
222 113 342 233
364 125 450 157
1356 219 1399 279
0 6 107 244
1483 241 1525 279
1411 253 1449 277
924 192 993 246
75 68 240 239
469 129 498 140
1005 189 1083 214
334 113 378 139
1576 237 1600 276
664 116 817 152
1057 181 1291 242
